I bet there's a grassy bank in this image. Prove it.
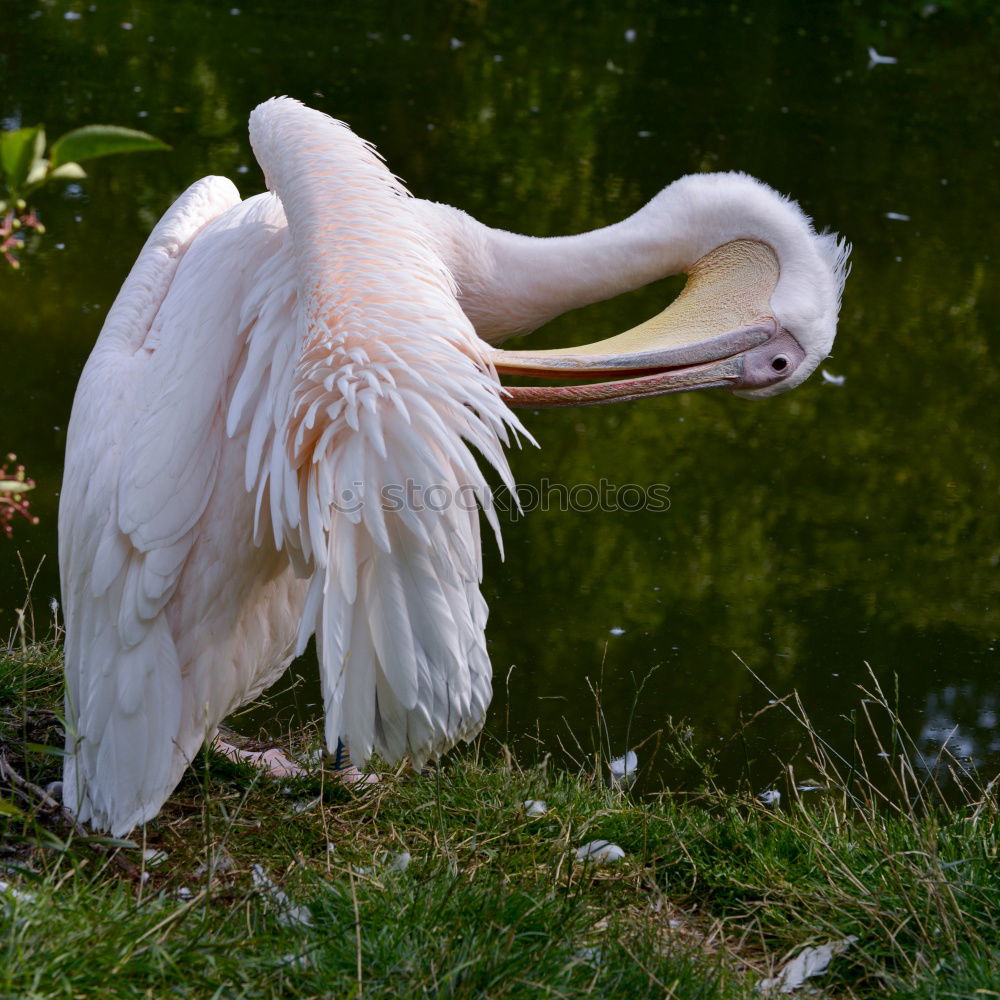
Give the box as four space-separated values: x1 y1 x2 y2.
1 639 998 999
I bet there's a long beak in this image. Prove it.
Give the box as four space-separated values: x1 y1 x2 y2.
488 239 805 407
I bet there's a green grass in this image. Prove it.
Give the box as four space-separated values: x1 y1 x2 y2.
2 639 998 999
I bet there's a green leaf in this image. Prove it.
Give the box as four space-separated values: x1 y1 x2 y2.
49 125 169 168
0 798 26 818
25 158 49 188
0 126 46 198
24 742 68 758
0 480 34 495
81 836 140 850
47 162 87 181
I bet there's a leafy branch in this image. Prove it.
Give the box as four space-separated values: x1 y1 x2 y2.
0 123 169 267
0 454 39 539
0 123 169 208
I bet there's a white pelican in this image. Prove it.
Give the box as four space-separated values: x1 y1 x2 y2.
59 98 848 835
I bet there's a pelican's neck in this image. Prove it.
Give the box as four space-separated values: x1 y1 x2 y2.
412 198 679 344
411 172 840 348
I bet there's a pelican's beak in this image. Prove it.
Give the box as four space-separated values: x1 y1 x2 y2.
489 239 806 407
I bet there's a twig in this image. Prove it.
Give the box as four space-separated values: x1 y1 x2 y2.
0 751 138 875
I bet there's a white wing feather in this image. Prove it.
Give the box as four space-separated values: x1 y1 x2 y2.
241 99 525 767
60 176 242 833
62 98 525 834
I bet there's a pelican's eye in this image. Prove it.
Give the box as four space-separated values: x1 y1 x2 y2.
771 355 789 372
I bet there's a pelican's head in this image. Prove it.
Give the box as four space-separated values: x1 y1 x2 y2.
489 173 850 407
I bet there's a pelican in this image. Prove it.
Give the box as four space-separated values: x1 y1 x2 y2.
59 98 848 835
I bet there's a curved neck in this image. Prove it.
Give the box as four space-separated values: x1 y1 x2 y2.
412 199 676 344
412 172 834 347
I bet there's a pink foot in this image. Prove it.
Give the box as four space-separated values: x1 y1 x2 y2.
333 763 380 787
213 738 305 777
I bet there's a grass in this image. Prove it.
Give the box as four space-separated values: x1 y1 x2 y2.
1 635 998 999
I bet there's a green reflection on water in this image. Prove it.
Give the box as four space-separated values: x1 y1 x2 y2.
2 0 997 788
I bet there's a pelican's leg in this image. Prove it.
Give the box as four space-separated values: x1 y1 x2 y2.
330 739 380 786
211 735 379 786
212 736 305 777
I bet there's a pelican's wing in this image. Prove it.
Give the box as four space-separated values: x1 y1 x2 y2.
234 98 526 766
59 176 248 835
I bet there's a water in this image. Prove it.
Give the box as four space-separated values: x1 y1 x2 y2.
2 0 998 793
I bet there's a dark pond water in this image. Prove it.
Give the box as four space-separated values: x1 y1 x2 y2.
2 0 998 795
